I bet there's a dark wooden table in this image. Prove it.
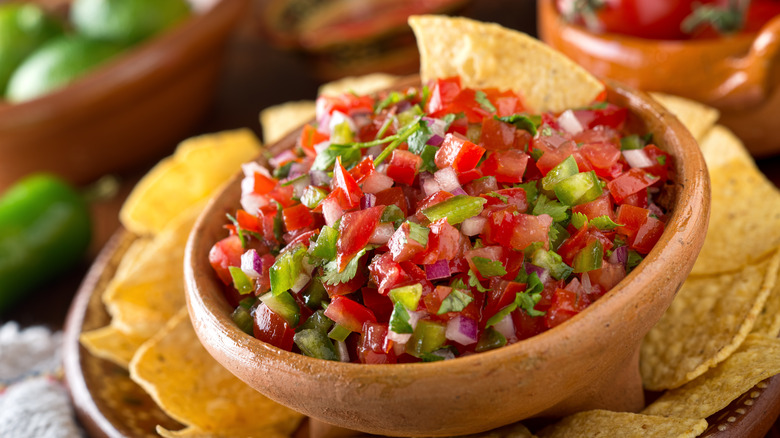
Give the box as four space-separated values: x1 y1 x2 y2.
3 0 780 436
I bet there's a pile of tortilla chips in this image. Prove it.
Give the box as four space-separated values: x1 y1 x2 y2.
79 14 780 438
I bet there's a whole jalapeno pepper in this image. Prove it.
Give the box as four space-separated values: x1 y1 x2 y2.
0 173 92 313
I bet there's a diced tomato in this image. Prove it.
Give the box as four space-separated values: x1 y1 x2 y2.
615 204 650 240
253 303 295 351
284 229 318 249
209 235 243 285
267 183 296 208
483 88 526 117
579 142 623 180
483 281 525 323
386 149 422 185
451 88 493 123
641 145 671 182
253 172 276 195
423 285 452 315
464 246 505 280
357 322 396 364
510 214 553 251
587 261 626 291
435 133 486 173
324 295 377 333
512 308 546 340
607 168 661 203
337 206 384 270
282 203 313 231
414 190 454 221
457 168 483 185
557 226 613 266
621 190 649 209
426 77 461 117
572 194 614 220
374 187 408 216
332 158 363 209
350 156 376 183
299 124 329 157
236 209 261 233
316 93 374 117
388 222 427 262
632 215 665 254
544 288 587 329
368 252 412 295
479 150 529 183
446 116 468 136
533 137 576 175
482 187 528 212
414 218 463 265
573 104 628 130
480 117 517 150
466 176 498 196
362 288 393 322
322 268 367 297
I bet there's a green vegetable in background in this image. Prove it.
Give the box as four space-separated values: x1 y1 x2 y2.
0 174 92 313
70 0 191 45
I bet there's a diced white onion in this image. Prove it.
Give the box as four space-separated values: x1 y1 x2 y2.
493 313 518 344
329 111 357 135
240 192 268 216
460 216 486 236
336 340 350 362
361 172 394 194
242 161 271 178
558 109 584 135
387 330 412 345
314 140 331 155
369 222 395 245
290 273 311 293
445 315 478 346
420 172 442 197
622 149 655 169
434 167 461 193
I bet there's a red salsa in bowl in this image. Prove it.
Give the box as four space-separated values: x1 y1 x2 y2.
208 76 673 364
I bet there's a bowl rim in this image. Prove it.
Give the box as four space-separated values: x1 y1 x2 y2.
0 0 248 128
185 77 711 380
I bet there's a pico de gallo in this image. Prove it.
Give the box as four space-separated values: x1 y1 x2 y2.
208 76 673 364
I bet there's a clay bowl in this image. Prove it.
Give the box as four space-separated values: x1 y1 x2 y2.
537 0 780 157
185 79 710 437
0 0 248 191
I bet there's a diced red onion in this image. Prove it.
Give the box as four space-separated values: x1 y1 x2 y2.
361 172 394 194
287 162 307 180
558 109 584 135
291 273 311 293
525 263 550 284
396 100 412 114
445 315 478 346
608 245 628 267
361 193 377 209
322 200 343 227
425 260 452 280
269 149 297 169
423 117 447 146
622 149 654 169
648 202 665 219
310 169 331 186
434 167 461 193
367 144 384 158
419 172 441 197
369 223 395 245
460 216 486 236
336 340 350 362
451 187 468 196
240 249 262 278
493 313 518 343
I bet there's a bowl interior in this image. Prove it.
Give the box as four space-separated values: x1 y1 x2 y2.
185 78 710 436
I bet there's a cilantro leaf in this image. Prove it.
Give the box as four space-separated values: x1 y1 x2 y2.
375 91 404 113
497 114 542 136
656 155 666 165
590 215 620 231
407 118 433 155
321 247 367 285
516 272 545 317
516 181 538 205
475 90 497 113
381 204 405 227
571 212 588 229
311 144 360 171
533 195 570 223
389 302 414 334
473 257 507 277
626 250 643 273
467 269 489 292
437 288 473 315
420 144 438 173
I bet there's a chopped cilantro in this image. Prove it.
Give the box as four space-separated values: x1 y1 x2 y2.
475 90 497 113
496 113 542 136
570 212 588 229
517 181 538 205
531 248 573 280
375 91 404 113
389 302 413 334
473 257 507 277
533 195 570 223
437 287 473 315
420 144 439 173
626 250 643 273
380 204 405 227
590 215 620 231
656 155 666 165
549 222 570 250
273 161 293 179
467 269 489 292
321 247 368 285
407 118 433 154
311 143 361 171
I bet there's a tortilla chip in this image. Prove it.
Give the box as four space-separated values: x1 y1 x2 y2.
463 423 537 438
641 251 780 390
752 273 780 337
79 324 146 369
696 124 754 170
104 201 205 339
643 334 780 418
649 93 719 143
259 101 316 145
409 15 604 113
691 150 780 276
536 410 707 438
130 309 304 435
318 73 400 97
120 129 261 236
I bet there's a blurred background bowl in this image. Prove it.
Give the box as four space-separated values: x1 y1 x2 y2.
0 0 247 191
537 0 780 157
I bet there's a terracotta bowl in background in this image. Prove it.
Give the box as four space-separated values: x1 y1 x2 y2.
0 0 248 191
185 79 710 437
537 0 780 157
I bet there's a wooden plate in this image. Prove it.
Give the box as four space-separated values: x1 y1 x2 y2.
62 230 780 437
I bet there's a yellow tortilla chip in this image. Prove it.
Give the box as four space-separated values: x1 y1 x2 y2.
317 73 400 97
696 124 754 170
130 309 304 435
79 324 146 369
409 15 604 113
104 201 205 339
463 423 537 438
641 251 780 390
649 93 719 143
120 129 261 236
752 272 780 337
259 100 316 145
643 334 780 419
536 410 707 438
691 149 780 276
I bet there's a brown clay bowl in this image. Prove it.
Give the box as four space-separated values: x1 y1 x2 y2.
537 0 780 157
184 79 710 437
0 0 248 191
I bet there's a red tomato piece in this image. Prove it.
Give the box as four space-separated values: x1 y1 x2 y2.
299 124 329 158
435 133 486 173
587 261 626 291
512 308 546 340
544 288 586 329
361 287 393 322
282 203 314 231
323 268 367 297
607 168 661 203
388 221 427 262
357 322 396 364
615 204 651 240
641 145 671 182
449 88 492 123
426 77 461 117
414 190 454 221
423 285 452 316
332 158 363 209
483 88 526 116
208 235 243 285
253 172 276 195
267 183 296 208
480 117 518 151
414 218 463 265
510 213 553 252
350 156 376 183
386 149 422 185
324 295 377 333
571 194 614 220
573 104 627 130
579 142 623 180
483 281 525 324
253 303 295 351
316 93 374 117
632 215 665 254
337 206 384 269
374 186 408 216
368 252 412 295
237 209 261 233
479 150 529 183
